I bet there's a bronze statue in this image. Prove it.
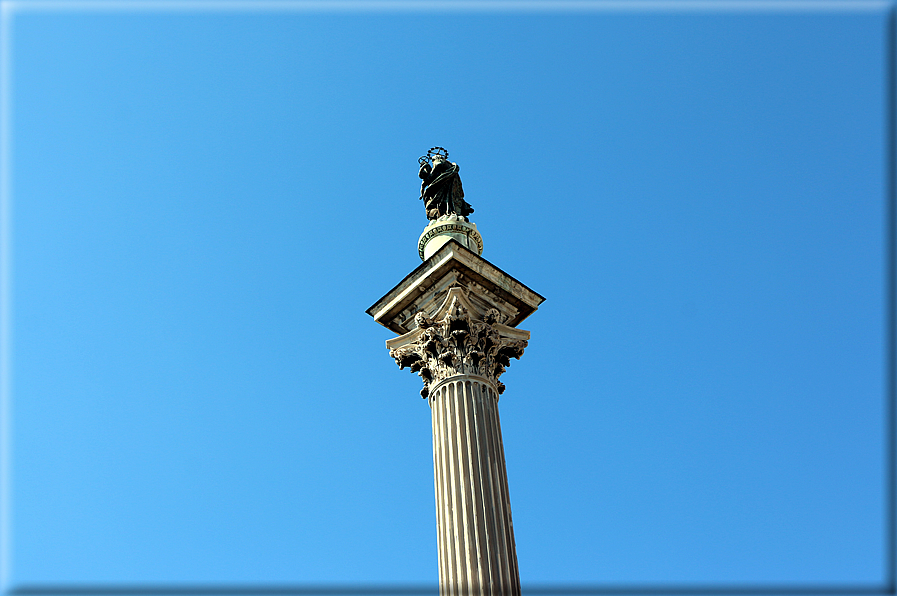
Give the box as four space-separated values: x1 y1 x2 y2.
419 147 474 221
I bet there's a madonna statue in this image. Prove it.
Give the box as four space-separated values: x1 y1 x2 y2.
418 147 474 221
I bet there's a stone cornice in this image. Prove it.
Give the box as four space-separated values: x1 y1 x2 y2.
366 240 545 334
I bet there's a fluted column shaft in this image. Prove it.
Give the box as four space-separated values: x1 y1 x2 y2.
429 374 520 596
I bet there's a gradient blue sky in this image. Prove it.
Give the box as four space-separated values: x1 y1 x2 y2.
1 0 890 590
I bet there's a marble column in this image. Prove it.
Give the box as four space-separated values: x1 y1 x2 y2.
368 235 544 596
386 290 530 596
429 375 519 596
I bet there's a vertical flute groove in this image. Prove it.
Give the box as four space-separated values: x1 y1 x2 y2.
493 394 520 592
447 383 466 594
465 381 487 594
432 390 448 594
449 383 469 592
476 383 497 595
484 385 512 593
457 382 478 593
439 386 457 596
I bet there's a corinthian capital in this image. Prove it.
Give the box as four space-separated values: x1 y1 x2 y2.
388 289 529 399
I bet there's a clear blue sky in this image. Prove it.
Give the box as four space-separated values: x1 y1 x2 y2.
2 0 890 590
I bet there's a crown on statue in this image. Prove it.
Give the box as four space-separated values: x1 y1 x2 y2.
419 147 449 166
427 146 449 161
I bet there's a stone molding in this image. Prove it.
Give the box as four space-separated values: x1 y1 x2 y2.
388 289 528 399
428 373 497 398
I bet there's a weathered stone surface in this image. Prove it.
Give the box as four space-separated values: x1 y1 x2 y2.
366 240 544 335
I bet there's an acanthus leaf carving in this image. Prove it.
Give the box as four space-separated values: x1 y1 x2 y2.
389 296 528 398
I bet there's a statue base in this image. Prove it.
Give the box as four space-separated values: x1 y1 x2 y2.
418 215 483 261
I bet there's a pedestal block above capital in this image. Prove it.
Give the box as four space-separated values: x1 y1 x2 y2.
366 240 544 335
418 214 483 261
